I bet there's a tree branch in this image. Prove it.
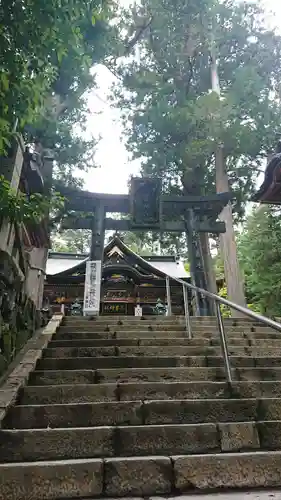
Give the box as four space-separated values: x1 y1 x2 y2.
124 16 154 55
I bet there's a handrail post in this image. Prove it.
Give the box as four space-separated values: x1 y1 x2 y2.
215 300 233 384
183 284 192 339
166 276 172 316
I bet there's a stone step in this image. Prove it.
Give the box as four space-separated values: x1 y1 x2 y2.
172 451 281 492
57 324 277 334
53 330 188 340
238 367 281 380
29 367 229 385
37 355 281 371
0 457 104 499
195 330 281 343
19 381 281 405
246 331 281 339
63 315 254 321
4 313 281 500
36 355 259 371
3 451 281 499
53 329 281 340
98 366 281 382
42 345 281 359
62 318 261 327
50 338 140 347
5 397 280 429
62 316 250 324
0 420 266 462
48 337 281 348
59 325 187 333
29 366 281 385
48 337 229 347
37 355 209 370
43 346 117 358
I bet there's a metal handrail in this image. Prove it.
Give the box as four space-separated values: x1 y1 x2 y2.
165 274 281 384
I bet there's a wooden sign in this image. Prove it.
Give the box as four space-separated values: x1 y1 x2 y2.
130 177 162 229
83 260 102 316
134 305 142 317
103 303 126 314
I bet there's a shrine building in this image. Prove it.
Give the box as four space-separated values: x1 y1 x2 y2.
253 144 281 204
44 235 190 315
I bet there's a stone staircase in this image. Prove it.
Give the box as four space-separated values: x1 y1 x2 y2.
2 315 281 498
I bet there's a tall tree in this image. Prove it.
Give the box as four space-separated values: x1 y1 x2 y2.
112 0 281 304
51 229 91 253
238 206 281 317
1 0 116 182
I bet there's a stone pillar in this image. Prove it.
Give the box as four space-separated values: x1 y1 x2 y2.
25 248 48 309
0 137 24 253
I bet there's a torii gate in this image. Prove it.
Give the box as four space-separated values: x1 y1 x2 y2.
57 178 231 316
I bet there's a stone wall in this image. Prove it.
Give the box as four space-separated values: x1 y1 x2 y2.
0 138 52 376
0 249 43 376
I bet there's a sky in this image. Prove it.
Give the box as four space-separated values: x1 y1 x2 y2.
82 0 280 195
83 64 140 194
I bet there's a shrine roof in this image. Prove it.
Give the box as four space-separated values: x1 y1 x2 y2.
145 259 188 278
253 152 281 204
46 253 88 275
46 236 189 280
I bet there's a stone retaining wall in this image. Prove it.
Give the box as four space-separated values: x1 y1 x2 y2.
0 314 63 426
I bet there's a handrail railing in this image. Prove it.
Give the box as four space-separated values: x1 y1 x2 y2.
165 274 281 384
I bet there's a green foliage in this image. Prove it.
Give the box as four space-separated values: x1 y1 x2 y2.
213 250 224 280
0 176 64 225
111 230 185 256
0 0 116 178
184 262 190 273
218 286 231 318
238 206 281 317
51 229 91 253
112 0 281 221
108 231 157 255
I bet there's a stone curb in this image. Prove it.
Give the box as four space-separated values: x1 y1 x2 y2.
0 314 63 427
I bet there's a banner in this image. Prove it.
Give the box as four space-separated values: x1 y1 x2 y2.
83 260 102 316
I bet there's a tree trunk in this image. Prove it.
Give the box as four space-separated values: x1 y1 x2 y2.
181 175 215 315
216 146 246 315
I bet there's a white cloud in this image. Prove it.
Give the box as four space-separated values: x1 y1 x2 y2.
82 63 140 194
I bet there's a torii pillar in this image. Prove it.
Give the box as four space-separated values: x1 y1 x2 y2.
83 203 106 316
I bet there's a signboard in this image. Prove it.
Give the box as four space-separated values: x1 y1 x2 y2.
83 260 102 316
134 305 142 317
103 303 127 314
130 177 162 229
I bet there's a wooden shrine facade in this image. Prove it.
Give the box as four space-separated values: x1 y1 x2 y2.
253 143 281 204
44 235 190 315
